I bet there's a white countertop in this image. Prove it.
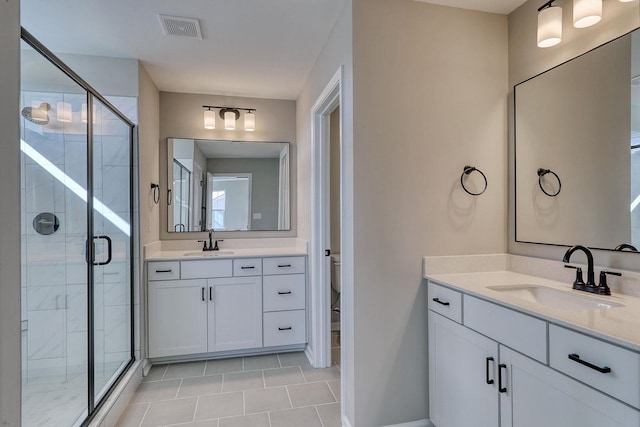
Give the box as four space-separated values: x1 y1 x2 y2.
426 270 640 352
145 247 307 261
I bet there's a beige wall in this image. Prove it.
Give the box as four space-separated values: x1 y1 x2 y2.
352 0 507 424
508 0 640 271
138 64 161 246
296 0 354 421
159 92 296 240
0 1 21 425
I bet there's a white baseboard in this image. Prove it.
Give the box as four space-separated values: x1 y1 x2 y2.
304 345 314 366
342 415 353 427
382 419 433 427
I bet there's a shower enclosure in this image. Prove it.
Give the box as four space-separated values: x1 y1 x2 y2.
20 30 134 427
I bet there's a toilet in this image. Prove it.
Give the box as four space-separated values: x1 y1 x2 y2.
331 253 341 294
330 254 341 330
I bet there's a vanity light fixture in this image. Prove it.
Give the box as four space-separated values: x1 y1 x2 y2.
573 0 602 28
537 0 563 48
202 105 257 131
537 0 635 48
57 101 72 123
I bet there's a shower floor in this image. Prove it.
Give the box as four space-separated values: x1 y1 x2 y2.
23 362 125 427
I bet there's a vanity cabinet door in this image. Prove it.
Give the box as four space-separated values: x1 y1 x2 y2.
499 346 640 427
148 279 208 358
428 311 499 427
207 277 262 352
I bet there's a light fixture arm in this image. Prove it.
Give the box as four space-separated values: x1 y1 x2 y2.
538 0 557 12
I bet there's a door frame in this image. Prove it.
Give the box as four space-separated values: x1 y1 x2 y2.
309 67 342 369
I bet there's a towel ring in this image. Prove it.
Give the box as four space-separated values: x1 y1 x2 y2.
537 168 561 197
460 165 487 196
150 183 160 205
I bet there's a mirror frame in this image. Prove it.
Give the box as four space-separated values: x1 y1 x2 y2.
162 137 296 239
513 30 639 254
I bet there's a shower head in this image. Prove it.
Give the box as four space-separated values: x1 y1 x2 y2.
21 102 50 125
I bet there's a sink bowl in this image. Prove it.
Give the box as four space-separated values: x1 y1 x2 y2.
183 250 234 257
487 284 624 311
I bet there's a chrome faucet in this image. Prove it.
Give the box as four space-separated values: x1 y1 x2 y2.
562 245 595 290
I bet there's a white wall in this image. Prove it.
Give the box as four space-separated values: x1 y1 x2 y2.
508 0 640 271
0 1 22 425
351 0 507 424
159 92 296 240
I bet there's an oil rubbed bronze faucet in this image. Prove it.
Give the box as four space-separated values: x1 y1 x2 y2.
563 245 620 296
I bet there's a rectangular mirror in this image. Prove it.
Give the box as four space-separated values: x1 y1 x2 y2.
514 30 640 252
167 138 290 232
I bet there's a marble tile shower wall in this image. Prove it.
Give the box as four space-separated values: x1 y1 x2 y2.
20 91 137 382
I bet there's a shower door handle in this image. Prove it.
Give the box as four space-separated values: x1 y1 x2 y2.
93 235 113 266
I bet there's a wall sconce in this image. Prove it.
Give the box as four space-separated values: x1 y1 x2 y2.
202 105 257 131
57 101 72 123
537 0 635 48
537 0 563 47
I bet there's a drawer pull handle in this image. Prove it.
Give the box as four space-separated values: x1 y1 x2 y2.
486 357 494 385
241 266 255 269
155 269 172 273
568 353 611 374
278 264 292 268
432 298 450 306
278 291 292 295
278 327 292 331
498 363 507 393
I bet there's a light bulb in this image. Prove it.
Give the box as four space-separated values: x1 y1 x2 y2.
204 109 216 129
57 101 72 123
573 0 602 28
537 6 562 48
244 111 255 131
225 111 236 130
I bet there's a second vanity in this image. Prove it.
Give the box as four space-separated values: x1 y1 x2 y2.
145 244 307 360
424 255 640 427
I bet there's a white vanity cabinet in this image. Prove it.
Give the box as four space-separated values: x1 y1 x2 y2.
428 311 499 427
148 279 208 357
207 276 262 352
147 255 306 359
427 281 640 427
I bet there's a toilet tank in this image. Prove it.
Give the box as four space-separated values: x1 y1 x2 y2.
331 254 341 292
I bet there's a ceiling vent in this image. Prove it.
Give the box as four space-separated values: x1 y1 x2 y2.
158 15 202 39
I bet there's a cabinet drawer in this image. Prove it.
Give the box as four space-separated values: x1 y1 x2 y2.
464 295 547 363
181 259 233 279
147 261 180 281
428 282 462 323
263 310 306 347
263 257 305 275
263 274 306 312
549 325 640 409
233 258 262 276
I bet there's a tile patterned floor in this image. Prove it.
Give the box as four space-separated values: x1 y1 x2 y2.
116 351 341 427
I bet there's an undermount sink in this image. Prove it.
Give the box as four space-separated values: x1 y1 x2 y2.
183 250 234 257
487 284 625 311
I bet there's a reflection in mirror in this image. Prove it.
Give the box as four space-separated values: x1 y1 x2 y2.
515 29 640 252
167 138 290 232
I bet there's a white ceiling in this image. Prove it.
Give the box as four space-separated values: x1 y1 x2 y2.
21 0 525 101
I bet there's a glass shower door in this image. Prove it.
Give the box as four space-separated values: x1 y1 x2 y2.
20 40 90 427
90 96 132 402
